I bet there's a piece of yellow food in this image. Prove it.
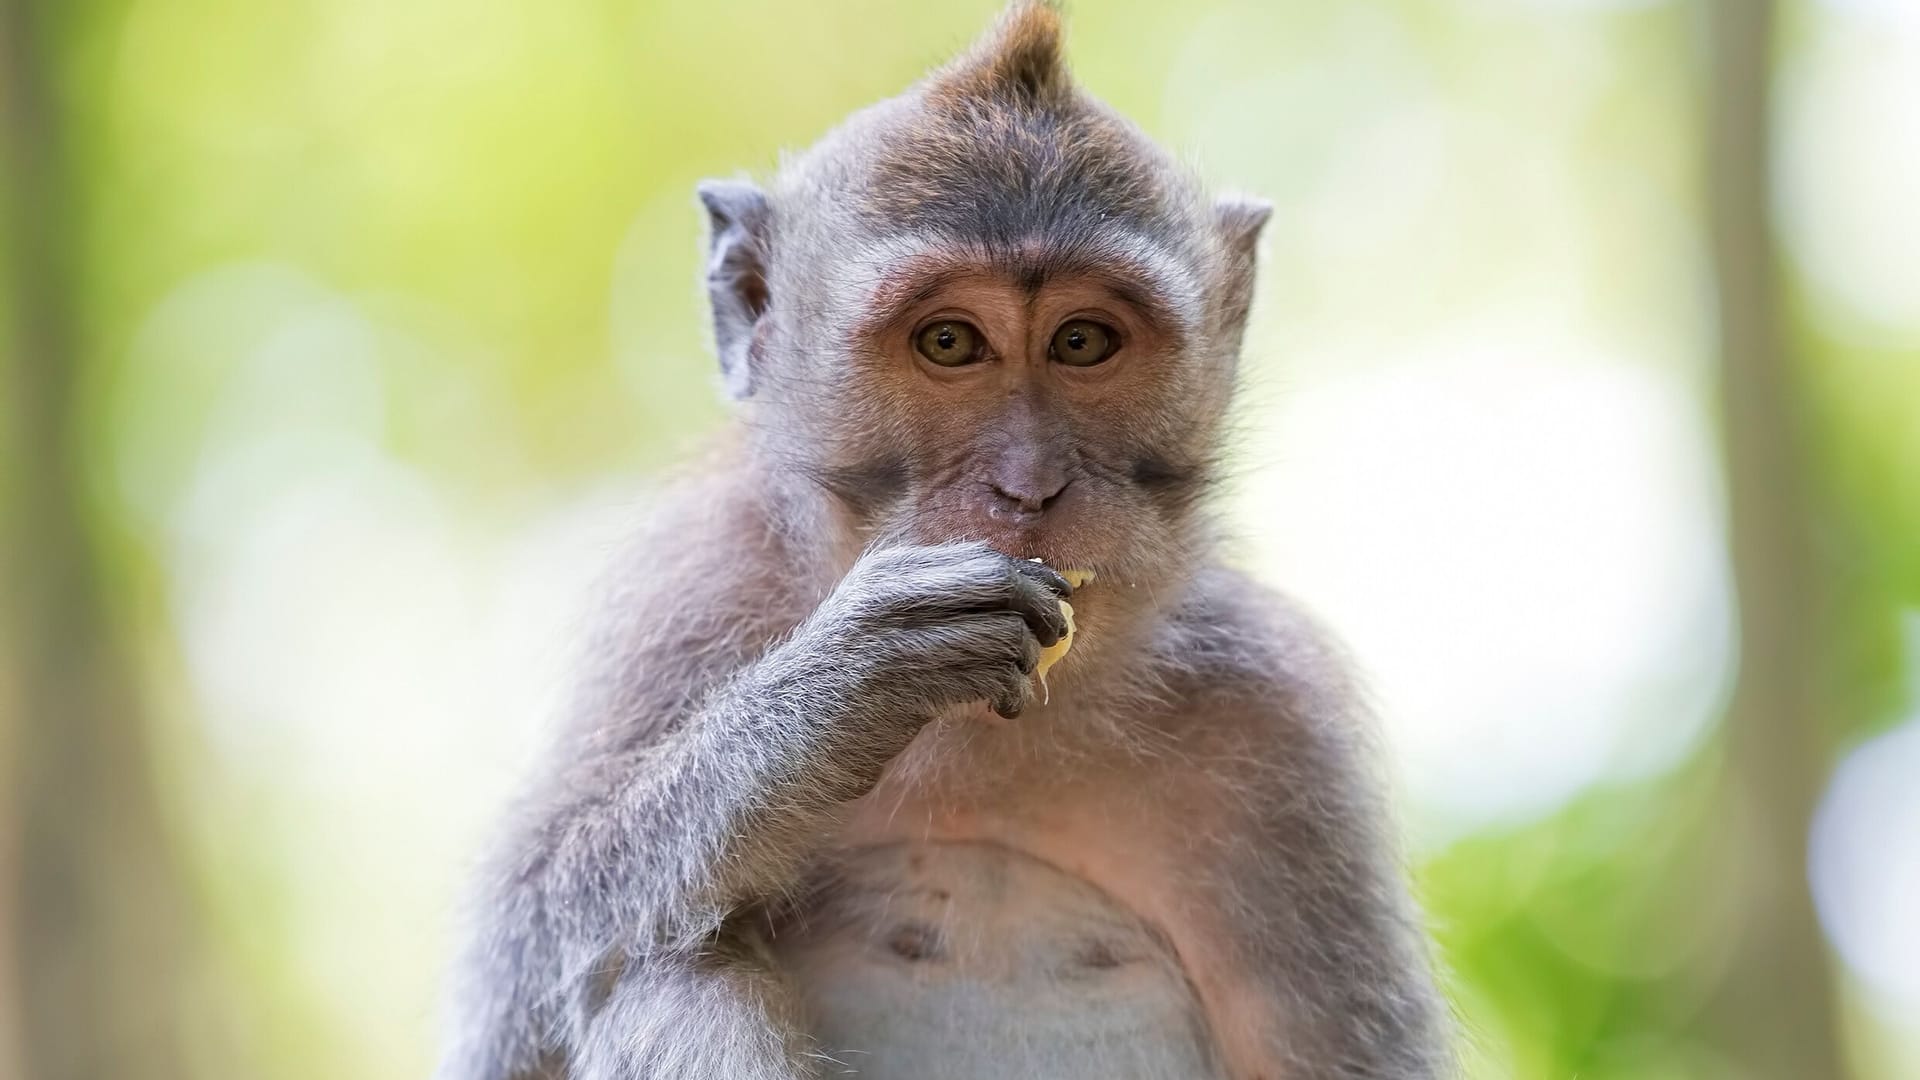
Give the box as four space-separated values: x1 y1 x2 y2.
1035 567 1096 681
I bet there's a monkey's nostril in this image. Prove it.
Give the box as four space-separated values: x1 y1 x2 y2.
990 478 1070 515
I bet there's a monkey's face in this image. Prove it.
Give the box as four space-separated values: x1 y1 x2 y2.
781 240 1230 594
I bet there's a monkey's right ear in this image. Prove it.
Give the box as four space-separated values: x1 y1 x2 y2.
697 179 772 399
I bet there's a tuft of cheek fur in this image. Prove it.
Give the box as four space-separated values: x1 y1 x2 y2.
803 456 911 525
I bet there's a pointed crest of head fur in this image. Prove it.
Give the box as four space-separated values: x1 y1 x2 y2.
929 1 1071 108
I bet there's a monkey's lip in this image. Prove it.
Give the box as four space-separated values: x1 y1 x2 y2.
998 546 1096 584
952 525 1096 585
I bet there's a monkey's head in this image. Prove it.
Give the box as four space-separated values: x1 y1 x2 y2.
699 2 1266 619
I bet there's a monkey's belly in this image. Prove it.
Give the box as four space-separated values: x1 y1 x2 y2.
769 841 1225 1080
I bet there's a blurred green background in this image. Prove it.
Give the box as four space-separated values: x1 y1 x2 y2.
3 0 1917 1078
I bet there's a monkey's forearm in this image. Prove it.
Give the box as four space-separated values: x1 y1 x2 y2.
497 654 913 985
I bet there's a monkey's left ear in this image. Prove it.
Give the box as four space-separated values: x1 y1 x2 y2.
1214 194 1272 334
697 179 773 399
1214 193 1272 258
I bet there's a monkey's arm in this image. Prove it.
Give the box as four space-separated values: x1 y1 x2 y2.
1154 575 1454 1080
436 659 885 1080
1199 751 1451 1080
437 688 869 1079
436 538 1070 1080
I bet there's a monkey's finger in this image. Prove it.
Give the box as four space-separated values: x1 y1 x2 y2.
1011 558 1074 599
1005 571 1070 647
1015 623 1043 675
974 615 1038 718
864 543 1041 613
991 672 1035 719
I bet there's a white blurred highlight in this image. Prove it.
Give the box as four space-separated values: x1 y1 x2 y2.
1811 613 1920 1014
1781 9 1920 334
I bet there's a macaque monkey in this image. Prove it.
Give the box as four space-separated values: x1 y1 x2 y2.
436 3 1451 1078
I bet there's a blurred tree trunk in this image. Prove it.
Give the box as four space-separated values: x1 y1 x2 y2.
0 1 197 1078
1702 1 1846 1077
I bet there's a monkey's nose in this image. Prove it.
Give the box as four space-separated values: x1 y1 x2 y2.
987 477 1071 517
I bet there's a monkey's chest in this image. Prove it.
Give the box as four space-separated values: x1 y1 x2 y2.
766 840 1225 1080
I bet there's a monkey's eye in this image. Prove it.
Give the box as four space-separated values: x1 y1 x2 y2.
1050 319 1119 367
915 320 983 366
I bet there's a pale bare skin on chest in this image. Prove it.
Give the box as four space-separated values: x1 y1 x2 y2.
764 709 1240 1080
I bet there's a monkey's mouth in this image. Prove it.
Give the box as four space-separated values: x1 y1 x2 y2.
960 505 1091 561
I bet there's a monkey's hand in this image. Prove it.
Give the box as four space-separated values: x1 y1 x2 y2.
769 540 1073 728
